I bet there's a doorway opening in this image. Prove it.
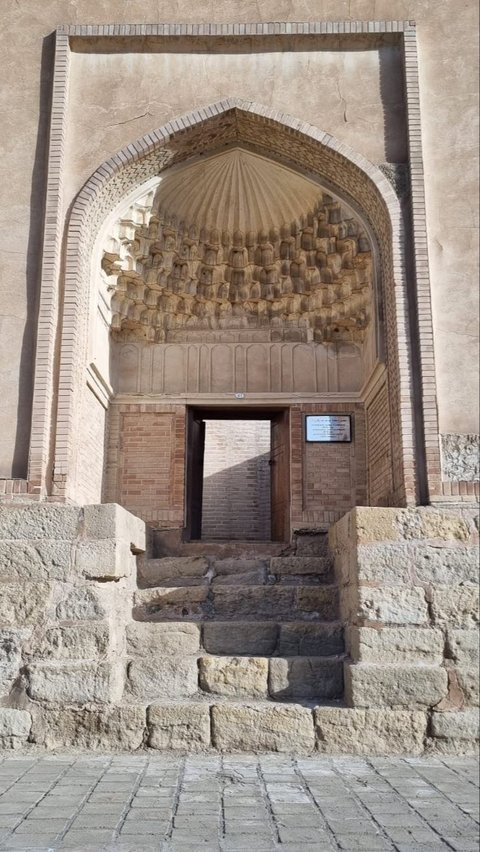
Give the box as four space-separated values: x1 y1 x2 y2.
185 408 290 542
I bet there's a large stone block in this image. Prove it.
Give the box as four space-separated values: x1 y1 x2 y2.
0 629 28 696
126 622 200 657
358 587 428 624
0 505 81 540
75 539 134 581
148 703 210 751
353 508 402 543
140 556 209 587
0 540 72 581
199 656 268 698
413 545 479 585
35 705 146 750
28 662 123 704
348 626 444 664
345 663 448 708
277 623 344 656
447 630 479 666
432 587 479 628
56 587 107 621
456 667 479 706
268 657 343 700
0 708 31 748
82 504 145 552
315 707 427 755
356 544 412 585
202 622 277 655
0 581 51 626
29 624 110 661
126 657 198 701
211 703 315 753
431 709 479 741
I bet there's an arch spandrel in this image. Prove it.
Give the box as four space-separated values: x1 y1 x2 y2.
47 99 415 508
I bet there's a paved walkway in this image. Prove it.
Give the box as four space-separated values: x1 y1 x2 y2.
0 754 477 851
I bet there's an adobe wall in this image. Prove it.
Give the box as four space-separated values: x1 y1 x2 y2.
0 2 478 484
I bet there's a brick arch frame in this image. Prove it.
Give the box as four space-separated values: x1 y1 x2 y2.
29 98 421 505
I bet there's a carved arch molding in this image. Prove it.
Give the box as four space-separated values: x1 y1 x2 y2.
51 100 414 505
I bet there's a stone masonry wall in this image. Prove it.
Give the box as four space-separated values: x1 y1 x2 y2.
330 506 479 755
0 504 145 750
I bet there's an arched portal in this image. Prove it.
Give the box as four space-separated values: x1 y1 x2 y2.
34 99 418 536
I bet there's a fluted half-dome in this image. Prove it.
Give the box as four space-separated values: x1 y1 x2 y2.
153 147 325 234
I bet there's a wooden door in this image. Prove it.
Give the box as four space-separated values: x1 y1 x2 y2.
270 410 290 541
185 409 205 540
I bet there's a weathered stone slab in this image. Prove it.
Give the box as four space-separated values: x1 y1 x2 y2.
348 626 444 663
447 630 479 666
413 545 479 585
28 662 123 704
315 707 427 755
28 624 110 661
277 623 344 656
148 703 210 750
212 586 295 619
296 586 339 619
199 656 268 698
0 540 72 581
202 622 277 655
456 667 479 706
126 622 200 657
35 705 146 750
133 586 208 620
0 581 51 626
295 533 328 556
211 703 314 753
345 663 448 708
56 587 107 621
352 507 473 544
126 657 198 701
431 709 479 741
358 587 428 624
432 587 479 628
269 556 332 578
269 657 343 700
139 556 209 587
0 708 31 748
0 505 81 540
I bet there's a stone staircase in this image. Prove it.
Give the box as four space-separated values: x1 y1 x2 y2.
124 534 346 749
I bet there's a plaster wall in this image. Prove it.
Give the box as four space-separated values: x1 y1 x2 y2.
0 1 478 479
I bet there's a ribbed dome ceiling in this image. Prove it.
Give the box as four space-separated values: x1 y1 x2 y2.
154 147 325 234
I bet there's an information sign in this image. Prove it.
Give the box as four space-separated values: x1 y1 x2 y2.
305 415 352 443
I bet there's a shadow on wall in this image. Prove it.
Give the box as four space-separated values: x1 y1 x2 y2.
202 454 271 541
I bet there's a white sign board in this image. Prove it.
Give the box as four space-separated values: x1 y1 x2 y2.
305 415 352 443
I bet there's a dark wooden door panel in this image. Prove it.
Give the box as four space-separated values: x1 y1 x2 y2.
185 410 205 540
271 410 290 541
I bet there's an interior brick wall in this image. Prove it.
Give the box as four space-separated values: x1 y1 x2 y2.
201 420 271 541
106 403 185 527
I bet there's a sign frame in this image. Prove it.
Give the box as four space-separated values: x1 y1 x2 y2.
304 414 352 444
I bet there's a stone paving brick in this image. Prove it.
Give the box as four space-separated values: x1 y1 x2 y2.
0 754 477 850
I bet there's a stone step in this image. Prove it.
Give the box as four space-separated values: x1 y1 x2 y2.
147 699 345 753
152 531 290 559
138 555 333 588
294 532 329 557
133 584 340 622
125 651 344 702
126 619 344 657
